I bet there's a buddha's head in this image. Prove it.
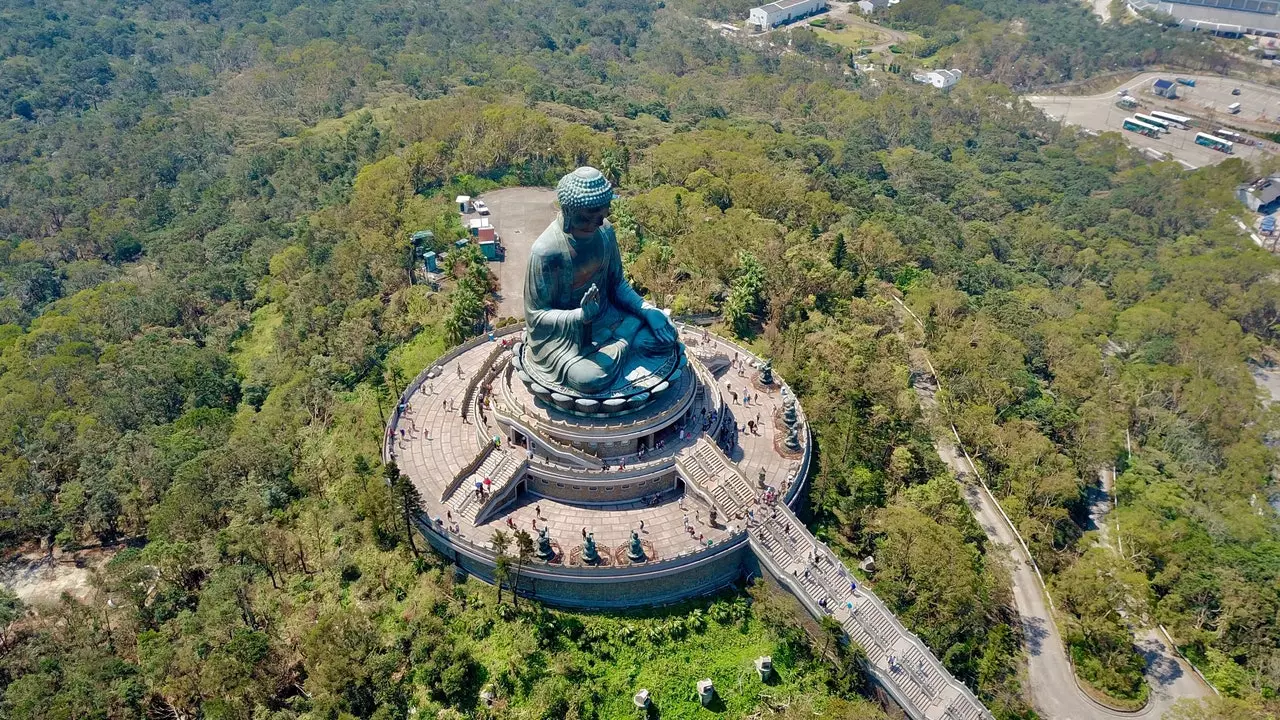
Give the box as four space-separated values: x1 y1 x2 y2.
557 166 614 239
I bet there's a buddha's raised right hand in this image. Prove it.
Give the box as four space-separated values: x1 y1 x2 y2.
580 284 601 322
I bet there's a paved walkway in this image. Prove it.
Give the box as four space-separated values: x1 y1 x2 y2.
391 328 800 563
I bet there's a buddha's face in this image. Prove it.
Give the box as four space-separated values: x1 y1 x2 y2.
567 203 611 240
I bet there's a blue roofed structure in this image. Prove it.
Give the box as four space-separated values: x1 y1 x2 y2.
1153 78 1179 98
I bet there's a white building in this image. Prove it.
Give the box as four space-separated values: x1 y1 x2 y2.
748 0 827 30
857 0 889 14
912 68 963 89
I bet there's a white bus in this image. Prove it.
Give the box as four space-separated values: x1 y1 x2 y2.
1124 117 1163 138
1134 113 1170 133
1196 132 1233 154
1150 110 1190 128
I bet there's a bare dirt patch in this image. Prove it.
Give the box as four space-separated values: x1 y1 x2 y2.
0 547 116 608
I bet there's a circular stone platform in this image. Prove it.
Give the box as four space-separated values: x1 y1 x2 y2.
385 323 812 609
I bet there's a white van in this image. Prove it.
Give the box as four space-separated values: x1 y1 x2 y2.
1229 102 1242 114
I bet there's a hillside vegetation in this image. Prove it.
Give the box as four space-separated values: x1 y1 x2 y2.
0 0 1277 719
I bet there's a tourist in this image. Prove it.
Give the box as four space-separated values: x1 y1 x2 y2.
527 447 534 461
474 479 483 498
851 580 858 593
483 476 492 495
743 390 750 405
730 390 738 404
456 364 463 378
506 517 515 529
535 504 541 518
447 510 453 521
682 514 689 528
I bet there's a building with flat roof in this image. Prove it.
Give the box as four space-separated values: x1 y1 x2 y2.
1131 0 1280 35
912 69 963 89
748 0 827 30
1153 78 1179 98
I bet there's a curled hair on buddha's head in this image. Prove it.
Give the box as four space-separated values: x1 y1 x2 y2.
557 167 613 232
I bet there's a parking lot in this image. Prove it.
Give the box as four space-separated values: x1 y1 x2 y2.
464 187 558 322
1026 72 1278 168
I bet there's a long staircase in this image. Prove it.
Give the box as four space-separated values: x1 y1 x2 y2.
676 440 993 720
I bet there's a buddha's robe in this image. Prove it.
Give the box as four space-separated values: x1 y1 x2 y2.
523 218 673 395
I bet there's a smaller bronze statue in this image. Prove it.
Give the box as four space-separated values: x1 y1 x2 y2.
760 359 774 385
785 423 802 453
782 394 798 427
583 532 600 564
627 530 646 562
536 527 555 561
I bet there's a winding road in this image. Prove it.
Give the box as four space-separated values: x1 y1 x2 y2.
893 294 1212 719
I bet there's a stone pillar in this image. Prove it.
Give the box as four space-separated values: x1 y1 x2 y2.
697 679 715 706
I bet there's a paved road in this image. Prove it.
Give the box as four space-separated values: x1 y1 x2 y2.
470 187 557 321
893 295 1211 719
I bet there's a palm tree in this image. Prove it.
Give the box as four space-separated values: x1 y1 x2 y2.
491 530 511 604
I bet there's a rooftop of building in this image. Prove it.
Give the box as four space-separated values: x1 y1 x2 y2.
756 0 823 13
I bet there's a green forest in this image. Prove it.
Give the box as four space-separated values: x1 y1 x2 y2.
0 0 1278 718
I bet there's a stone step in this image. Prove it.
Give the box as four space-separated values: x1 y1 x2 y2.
712 485 736 514
450 451 505 515
462 454 523 523
903 647 940 697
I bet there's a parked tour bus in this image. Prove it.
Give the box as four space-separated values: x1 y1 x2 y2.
1149 110 1190 128
1123 117 1162 138
1195 132 1234 154
1134 113 1171 133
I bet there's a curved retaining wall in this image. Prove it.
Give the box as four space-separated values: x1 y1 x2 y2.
420 517 752 608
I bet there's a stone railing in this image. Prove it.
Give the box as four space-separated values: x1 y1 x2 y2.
441 440 497 503
384 323 524 464
749 503 992 720
416 514 750 580
491 399 602 469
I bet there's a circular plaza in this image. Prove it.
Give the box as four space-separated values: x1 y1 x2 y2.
385 324 812 608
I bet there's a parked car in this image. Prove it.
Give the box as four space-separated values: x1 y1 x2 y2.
473 199 490 215
1232 87 1242 95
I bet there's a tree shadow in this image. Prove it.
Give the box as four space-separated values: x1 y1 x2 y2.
1022 616 1048 656
1138 636 1184 688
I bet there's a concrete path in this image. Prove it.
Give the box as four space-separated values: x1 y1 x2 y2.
469 187 557 321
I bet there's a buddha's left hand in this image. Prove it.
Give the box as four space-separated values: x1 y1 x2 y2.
642 306 677 345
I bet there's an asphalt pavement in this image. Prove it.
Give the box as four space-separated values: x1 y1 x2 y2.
468 187 557 321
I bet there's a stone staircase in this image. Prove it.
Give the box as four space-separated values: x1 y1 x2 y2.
747 507 994 720
447 452 524 524
672 432 993 720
